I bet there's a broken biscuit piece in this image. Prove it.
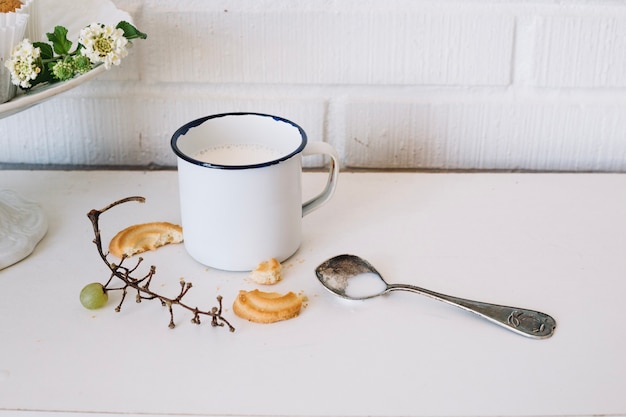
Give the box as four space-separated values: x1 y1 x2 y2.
109 222 183 258
233 289 303 323
249 258 283 285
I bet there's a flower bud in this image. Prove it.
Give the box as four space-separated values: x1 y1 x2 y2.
73 55 92 74
51 59 74 81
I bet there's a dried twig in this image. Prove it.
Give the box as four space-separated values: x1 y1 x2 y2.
87 196 235 332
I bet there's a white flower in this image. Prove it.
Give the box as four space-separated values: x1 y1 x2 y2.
4 39 41 89
78 23 129 70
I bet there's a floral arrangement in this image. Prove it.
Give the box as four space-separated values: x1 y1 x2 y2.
4 21 146 89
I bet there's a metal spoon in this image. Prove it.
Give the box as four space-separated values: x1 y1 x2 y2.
315 254 556 339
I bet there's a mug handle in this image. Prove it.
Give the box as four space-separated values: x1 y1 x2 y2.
302 141 340 217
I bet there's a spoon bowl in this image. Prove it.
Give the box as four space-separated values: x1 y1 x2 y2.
316 254 556 339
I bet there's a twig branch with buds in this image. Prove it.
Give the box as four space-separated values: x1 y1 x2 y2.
86 196 235 332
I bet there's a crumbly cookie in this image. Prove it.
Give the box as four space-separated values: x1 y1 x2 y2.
108 222 183 258
249 258 282 285
0 0 22 13
233 289 303 323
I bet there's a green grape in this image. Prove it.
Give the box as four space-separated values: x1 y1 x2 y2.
80 282 108 309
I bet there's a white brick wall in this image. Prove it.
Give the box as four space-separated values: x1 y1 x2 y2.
1 0 625 171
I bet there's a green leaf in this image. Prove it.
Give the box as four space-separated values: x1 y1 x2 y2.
33 42 54 60
46 26 73 56
30 62 56 88
116 21 147 40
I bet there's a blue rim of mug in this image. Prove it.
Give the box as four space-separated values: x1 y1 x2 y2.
171 112 308 170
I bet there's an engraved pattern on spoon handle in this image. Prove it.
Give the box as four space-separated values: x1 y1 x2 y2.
386 283 556 339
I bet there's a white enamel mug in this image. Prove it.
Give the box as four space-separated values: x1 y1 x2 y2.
171 112 339 271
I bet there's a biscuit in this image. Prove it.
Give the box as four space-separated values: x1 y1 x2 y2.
0 0 22 13
233 289 303 323
249 258 282 285
109 222 183 258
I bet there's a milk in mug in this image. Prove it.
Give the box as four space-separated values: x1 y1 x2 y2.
193 144 283 166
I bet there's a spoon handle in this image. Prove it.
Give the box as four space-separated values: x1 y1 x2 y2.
386 283 556 339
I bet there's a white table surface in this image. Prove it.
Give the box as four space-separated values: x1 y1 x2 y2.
0 170 625 417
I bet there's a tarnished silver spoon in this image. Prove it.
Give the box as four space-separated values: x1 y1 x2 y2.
315 254 556 339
